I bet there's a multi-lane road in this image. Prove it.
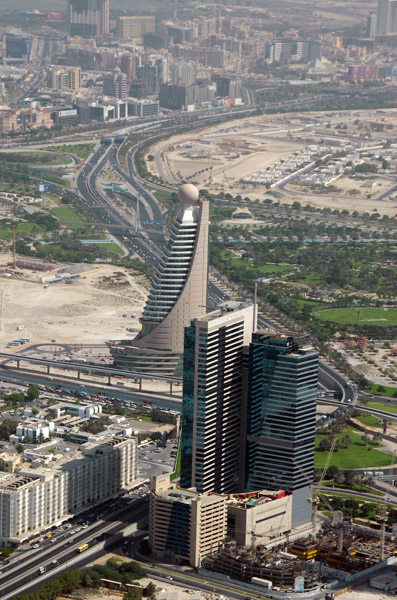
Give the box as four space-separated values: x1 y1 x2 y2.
0 497 148 598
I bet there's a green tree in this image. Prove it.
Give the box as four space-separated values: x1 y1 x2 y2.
0 546 13 558
144 582 157 599
27 384 40 401
15 443 24 454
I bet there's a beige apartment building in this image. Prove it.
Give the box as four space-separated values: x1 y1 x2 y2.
48 66 81 91
149 474 227 567
117 16 155 41
0 437 136 544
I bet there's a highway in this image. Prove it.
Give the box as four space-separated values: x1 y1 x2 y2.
0 498 148 598
0 368 183 410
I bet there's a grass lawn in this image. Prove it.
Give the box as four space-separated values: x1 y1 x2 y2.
256 264 294 275
171 445 181 481
356 414 382 428
96 242 124 257
368 401 397 414
16 222 39 235
322 480 384 496
51 205 84 223
315 429 392 469
51 144 94 160
320 491 388 504
368 384 397 398
317 307 397 327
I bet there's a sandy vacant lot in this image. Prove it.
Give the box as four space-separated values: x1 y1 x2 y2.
0 263 148 349
148 110 397 216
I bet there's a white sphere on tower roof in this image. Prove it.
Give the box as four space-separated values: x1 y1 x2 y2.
178 183 199 204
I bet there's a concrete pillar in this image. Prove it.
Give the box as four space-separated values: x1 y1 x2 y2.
16 360 20 369
383 419 387 434
77 370 81 380
47 365 50 374
170 382 173 395
108 375 111 385
139 379 142 390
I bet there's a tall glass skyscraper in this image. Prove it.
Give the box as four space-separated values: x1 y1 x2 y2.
180 303 254 494
244 331 318 528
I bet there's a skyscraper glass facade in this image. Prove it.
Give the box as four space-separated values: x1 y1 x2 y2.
180 304 254 494
245 333 318 495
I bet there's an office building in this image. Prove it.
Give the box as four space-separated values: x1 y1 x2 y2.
129 79 147 99
149 474 227 567
377 0 397 34
168 24 194 44
244 331 319 528
214 76 241 99
367 12 378 37
180 303 254 494
0 437 136 544
103 69 128 99
228 490 292 547
117 16 155 41
127 98 159 118
170 59 195 86
159 83 188 110
110 184 209 376
5 35 31 60
121 53 136 83
69 0 109 38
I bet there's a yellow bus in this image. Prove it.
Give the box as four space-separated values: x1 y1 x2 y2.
76 543 89 553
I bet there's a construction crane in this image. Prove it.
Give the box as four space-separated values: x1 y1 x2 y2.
49 254 55 264
376 502 388 561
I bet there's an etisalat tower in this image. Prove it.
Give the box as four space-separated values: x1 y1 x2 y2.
109 184 209 376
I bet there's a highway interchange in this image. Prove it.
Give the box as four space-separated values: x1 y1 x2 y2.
5 104 396 600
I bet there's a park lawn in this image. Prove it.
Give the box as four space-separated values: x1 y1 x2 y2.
255 263 294 275
368 401 397 414
294 272 321 285
296 299 326 309
322 480 384 496
51 144 94 160
52 205 84 223
96 242 124 257
356 414 382 428
0 228 11 240
317 307 397 327
368 384 397 398
16 222 41 235
315 429 392 469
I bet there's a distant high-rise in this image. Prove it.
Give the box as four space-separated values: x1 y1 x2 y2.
170 59 195 86
377 0 397 34
110 185 209 376
69 0 109 38
180 303 254 494
120 53 136 84
103 69 127 99
243 331 318 528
